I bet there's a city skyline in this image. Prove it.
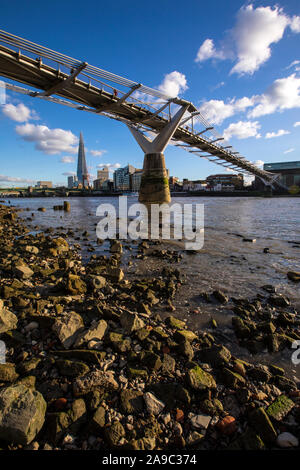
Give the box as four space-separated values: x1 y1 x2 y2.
0 0 300 187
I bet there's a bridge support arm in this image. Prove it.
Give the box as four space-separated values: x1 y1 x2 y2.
127 104 189 204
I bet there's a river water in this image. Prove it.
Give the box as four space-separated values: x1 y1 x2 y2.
6 195 300 377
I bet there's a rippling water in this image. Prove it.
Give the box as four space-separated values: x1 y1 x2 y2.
6 195 300 374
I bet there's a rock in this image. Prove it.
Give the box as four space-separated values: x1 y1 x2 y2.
266 395 294 422
161 354 176 374
221 368 246 388
177 340 194 360
52 311 84 349
189 413 211 431
140 351 162 371
25 245 39 255
0 363 18 382
73 369 118 397
14 265 34 279
165 316 186 330
0 301 17 333
186 365 216 391
120 389 144 415
212 290 228 303
276 432 299 448
56 359 90 378
87 275 106 290
105 267 124 283
66 274 87 295
249 407 277 442
287 271 300 283
199 345 231 368
74 319 107 347
120 311 145 333
105 421 125 447
243 238 256 243
0 384 46 445
173 330 198 343
268 294 290 308
144 392 165 415
110 241 122 254
247 365 271 383
90 406 106 432
148 383 191 409
217 416 236 435
186 431 204 446
107 332 131 353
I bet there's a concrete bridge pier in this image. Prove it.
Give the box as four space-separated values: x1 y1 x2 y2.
127 104 189 205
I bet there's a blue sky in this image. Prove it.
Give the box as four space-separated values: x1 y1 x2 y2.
0 0 300 186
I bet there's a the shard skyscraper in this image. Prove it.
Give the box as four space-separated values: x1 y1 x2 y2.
76 132 89 187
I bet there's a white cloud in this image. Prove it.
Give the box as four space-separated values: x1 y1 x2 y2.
223 120 261 140
290 15 300 33
15 124 78 155
62 171 76 176
286 60 300 69
249 74 300 118
2 103 37 122
199 96 254 125
158 71 188 97
0 174 35 183
195 39 225 62
60 156 75 163
284 148 295 154
265 129 290 139
254 160 264 167
90 149 107 157
195 4 300 75
96 163 121 170
294 121 300 127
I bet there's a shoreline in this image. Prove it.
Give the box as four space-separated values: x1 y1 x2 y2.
0 203 299 450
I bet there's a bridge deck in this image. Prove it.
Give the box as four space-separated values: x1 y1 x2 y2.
0 30 276 182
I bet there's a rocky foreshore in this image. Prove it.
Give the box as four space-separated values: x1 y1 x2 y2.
0 203 300 451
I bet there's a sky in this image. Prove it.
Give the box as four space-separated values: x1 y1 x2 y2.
0 0 300 187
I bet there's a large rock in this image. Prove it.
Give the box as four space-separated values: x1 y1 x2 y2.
120 311 145 333
266 395 294 422
74 319 107 347
105 267 124 283
186 365 216 391
249 407 277 442
120 389 144 415
73 369 118 396
199 345 231 368
66 274 87 295
0 384 46 445
287 271 300 283
52 312 84 349
144 392 165 415
0 363 18 382
0 300 17 333
14 265 34 280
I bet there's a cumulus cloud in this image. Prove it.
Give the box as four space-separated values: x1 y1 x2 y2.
96 163 121 170
254 160 264 167
249 74 300 118
195 4 300 75
195 39 225 62
2 103 37 122
62 171 76 176
284 148 295 154
0 174 35 183
199 96 254 125
265 129 290 139
90 149 107 157
200 73 300 125
60 156 75 163
294 121 300 127
158 71 188 97
15 124 78 155
223 121 261 140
